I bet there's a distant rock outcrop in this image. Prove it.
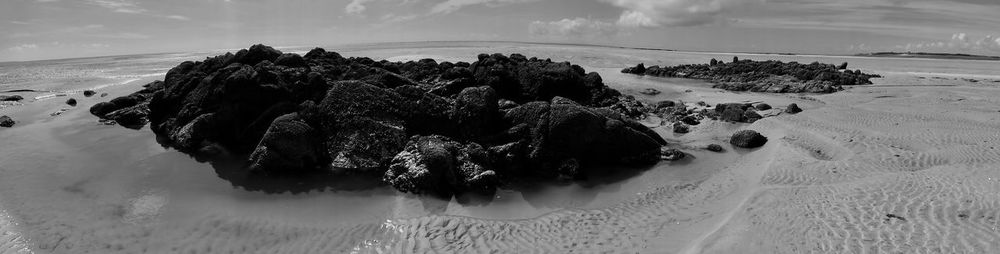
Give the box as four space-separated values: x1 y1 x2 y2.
91 44 664 197
621 58 881 93
0 95 23 101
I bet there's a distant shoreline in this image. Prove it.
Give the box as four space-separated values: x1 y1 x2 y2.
855 52 1000 61
5 41 1000 64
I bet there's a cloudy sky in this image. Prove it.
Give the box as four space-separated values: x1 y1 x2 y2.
2 0 1000 61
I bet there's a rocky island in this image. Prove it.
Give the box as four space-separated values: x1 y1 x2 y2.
90 44 676 197
622 57 881 93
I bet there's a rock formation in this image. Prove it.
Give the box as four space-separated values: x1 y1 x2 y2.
621 58 880 93
91 44 664 197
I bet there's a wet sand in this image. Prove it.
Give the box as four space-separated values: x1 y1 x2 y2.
1 43 999 253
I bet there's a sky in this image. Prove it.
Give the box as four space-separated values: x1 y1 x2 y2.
2 0 999 61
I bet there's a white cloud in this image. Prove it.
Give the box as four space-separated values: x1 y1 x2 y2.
529 18 619 37
600 0 759 27
166 15 191 21
7 44 39 52
898 33 1000 52
86 0 147 14
429 0 539 15
345 0 373 15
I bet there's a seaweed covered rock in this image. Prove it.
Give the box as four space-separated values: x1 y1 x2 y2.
93 44 666 196
660 148 686 161
384 135 498 196
622 59 880 93
730 130 768 148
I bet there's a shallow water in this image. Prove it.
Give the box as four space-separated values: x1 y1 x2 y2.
1 42 999 253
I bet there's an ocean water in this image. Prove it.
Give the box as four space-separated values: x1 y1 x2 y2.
0 42 998 253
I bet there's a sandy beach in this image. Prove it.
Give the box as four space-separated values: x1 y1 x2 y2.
1 42 999 253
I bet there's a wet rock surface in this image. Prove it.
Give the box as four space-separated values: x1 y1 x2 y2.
730 130 768 148
622 58 881 93
92 44 663 196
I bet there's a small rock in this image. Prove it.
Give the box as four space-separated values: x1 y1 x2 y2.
706 144 724 152
754 103 772 110
684 89 693 93
66 98 77 107
0 95 24 101
885 213 907 222
100 93 108 97
680 115 700 125
730 130 767 148
0 115 14 127
785 103 802 114
673 122 690 133
660 148 686 161
83 90 96 97
640 88 661 95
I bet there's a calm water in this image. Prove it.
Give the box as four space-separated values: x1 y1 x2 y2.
0 42 997 253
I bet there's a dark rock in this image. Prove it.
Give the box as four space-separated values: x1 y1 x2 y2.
754 103 772 110
621 59 880 93
100 93 108 97
730 130 767 148
706 144 724 152
0 115 14 127
83 90 96 97
274 53 307 68
248 113 325 175
680 115 700 125
501 101 665 179
785 103 803 114
66 98 77 106
710 58 719 66
655 100 676 108
93 45 667 197
838 62 848 70
639 88 661 95
452 86 500 141
384 135 498 196
743 109 763 123
0 95 23 101
673 122 690 133
660 148 686 161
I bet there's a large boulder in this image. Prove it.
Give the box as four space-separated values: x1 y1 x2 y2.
248 113 325 175
451 86 500 141
730 130 767 148
470 53 619 106
500 101 665 179
384 135 498 196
